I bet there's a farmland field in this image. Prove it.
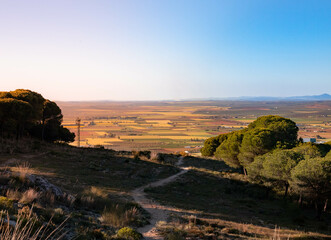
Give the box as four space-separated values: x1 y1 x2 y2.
58 101 331 153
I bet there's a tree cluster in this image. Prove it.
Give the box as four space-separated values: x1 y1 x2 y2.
247 143 331 218
201 115 331 217
202 115 299 171
0 89 75 143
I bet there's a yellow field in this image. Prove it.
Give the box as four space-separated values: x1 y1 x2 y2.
58 101 331 153
85 138 123 145
120 135 208 140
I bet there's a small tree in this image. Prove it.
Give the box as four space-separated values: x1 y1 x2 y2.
262 149 303 198
215 130 244 169
238 128 275 170
291 156 331 218
246 154 266 183
200 136 220 156
201 133 229 156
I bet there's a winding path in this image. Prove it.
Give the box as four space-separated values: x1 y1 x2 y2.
131 157 189 240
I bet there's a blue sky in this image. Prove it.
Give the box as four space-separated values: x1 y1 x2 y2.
0 0 330 100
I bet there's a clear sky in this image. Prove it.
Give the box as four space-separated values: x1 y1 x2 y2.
0 0 330 101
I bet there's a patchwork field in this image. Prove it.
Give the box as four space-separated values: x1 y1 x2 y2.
58 101 331 153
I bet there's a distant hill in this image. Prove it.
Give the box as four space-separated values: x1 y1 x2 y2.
186 93 331 101
286 93 331 101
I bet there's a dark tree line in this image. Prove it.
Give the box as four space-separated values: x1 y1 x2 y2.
0 89 75 143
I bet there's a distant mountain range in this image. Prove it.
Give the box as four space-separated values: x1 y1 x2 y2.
187 93 331 102
228 93 331 101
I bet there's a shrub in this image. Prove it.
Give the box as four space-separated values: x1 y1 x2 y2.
136 151 151 159
116 227 142 240
150 152 164 163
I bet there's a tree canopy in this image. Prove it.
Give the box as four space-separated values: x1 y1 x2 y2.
0 89 74 143
247 115 298 148
214 130 245 168
201 115 299 171
238 128 276 168
201 133 229 157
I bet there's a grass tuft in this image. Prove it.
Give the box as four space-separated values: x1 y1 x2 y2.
100 205 139 228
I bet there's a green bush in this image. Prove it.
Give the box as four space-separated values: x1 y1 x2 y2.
116 227 142 240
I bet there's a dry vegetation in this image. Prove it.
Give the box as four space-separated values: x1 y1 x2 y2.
0 140 182 239
0 138 329 239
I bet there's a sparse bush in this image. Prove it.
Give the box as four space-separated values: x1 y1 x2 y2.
116 227 142 240
150 151 159 161
150 152 164 163
101 205 139 227
135 151 151 159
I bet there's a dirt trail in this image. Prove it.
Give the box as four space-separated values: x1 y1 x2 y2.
131 157 189 240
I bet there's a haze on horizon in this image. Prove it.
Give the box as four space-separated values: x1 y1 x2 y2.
1 0 331 101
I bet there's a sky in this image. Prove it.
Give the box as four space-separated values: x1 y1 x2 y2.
0 0 331 101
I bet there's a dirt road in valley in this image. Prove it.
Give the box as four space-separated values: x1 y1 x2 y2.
131 157 189 240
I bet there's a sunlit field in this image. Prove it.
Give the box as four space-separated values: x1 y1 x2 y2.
59 101 331 153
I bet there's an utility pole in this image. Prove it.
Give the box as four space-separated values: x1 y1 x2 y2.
76 118 81 147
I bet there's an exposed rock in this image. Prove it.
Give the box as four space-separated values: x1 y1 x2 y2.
27 174 63 197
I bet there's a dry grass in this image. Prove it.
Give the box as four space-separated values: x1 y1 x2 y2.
100 205 139 228
88 186 107 197
5 189 22 201
19 189 40 204
15 161 32 182
150 151 159 161
0 208 68 240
